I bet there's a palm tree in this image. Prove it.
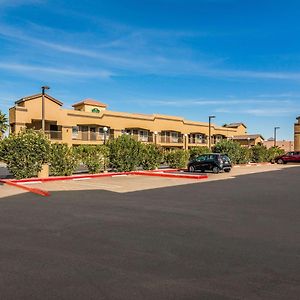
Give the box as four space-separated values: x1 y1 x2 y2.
0 111 8 139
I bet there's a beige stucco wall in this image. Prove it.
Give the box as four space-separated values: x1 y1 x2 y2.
9 95 243 147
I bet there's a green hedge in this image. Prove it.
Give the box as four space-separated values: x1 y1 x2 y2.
50 143 79 176
108 135 143 171
141 144 163 170
75 145 109 173
164 149 190 168
0 129 50 179
189 146 210 160
213 140 285 164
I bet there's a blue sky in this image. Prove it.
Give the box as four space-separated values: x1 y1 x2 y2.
1 0 300 139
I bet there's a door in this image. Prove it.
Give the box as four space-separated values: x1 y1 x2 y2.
90 127 96 140
194 155 207 170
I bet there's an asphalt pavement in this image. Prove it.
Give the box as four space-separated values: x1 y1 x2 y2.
0 166 299 299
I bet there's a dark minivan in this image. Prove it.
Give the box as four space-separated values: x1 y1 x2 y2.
187 153 232 174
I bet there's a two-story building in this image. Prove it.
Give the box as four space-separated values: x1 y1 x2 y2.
9 93 262 149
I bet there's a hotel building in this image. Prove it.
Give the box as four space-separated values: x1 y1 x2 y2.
9 93 262 149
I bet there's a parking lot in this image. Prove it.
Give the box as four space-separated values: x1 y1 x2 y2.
0 164 299 299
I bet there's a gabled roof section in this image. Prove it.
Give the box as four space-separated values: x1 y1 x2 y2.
15 93 63 106
224 122 247 128
72 99 107 108
233 134 264 140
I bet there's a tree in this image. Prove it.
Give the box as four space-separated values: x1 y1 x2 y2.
0 129 50 179
0 111 8 139
213 140 243 164
108 135 143 171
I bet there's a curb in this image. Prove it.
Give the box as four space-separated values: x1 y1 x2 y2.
233 163 272 168
0 179 50 197
2 169 208 197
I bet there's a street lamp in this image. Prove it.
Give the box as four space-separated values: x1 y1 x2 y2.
41 86 50 132
103 126 108 145
247 137 250 148
208 115 216 150
274 126 280 147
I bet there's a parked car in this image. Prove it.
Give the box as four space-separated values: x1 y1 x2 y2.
187 153 232 173
274 151 300 164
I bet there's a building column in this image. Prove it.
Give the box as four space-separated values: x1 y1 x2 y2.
62 126 72 146
184 134 188 150
294 121 300 151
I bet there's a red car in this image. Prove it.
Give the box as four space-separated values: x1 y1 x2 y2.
275 151 300 164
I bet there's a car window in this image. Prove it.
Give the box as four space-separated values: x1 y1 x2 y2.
221 155 230 162
207 154 216 160
196 155 207 161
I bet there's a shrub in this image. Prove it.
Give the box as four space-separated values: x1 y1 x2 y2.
250 144 268 163
164 149 190 168
0 129 50 179
237 146 251 164
266 146 285 163
141 144 163 170
189 146 210 160
108 135 143 171
75 145 109 173
213 140 243 164
49 143 79 176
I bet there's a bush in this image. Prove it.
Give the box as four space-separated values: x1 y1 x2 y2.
164 149 190 168
0 129 50 179
49 144 79 176
250 144 268 163
237 146 251 164
189 146 210 160
108 135 143 171
266 146 285 163
75 145 109 173
213 140 243 164
141 144 163 170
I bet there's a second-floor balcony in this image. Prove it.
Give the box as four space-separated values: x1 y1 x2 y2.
44 130 62 140
160 131 183 144
73 131 111 141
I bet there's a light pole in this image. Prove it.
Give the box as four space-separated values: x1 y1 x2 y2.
41 86 50 132
208 115 216 150
103 126 108 145
247 137 250 148
274 126 280 147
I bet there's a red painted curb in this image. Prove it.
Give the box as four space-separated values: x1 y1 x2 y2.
134 171 208 180
2 169 207 197
1 180 50 197
8 171 132 183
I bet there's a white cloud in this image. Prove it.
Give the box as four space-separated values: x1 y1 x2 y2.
0 62 113 78
2 21 300 81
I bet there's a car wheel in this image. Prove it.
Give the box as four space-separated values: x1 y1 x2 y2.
224 168 231 173
188 165 195 172
277 159 284 164
212 166 219 174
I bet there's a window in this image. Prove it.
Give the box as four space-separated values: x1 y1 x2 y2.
195 134 203 143
72 126 79 139
196 155 207 162
139 130 148 142
171 132 179 142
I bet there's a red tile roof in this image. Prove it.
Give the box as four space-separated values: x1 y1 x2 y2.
72 99 107 108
